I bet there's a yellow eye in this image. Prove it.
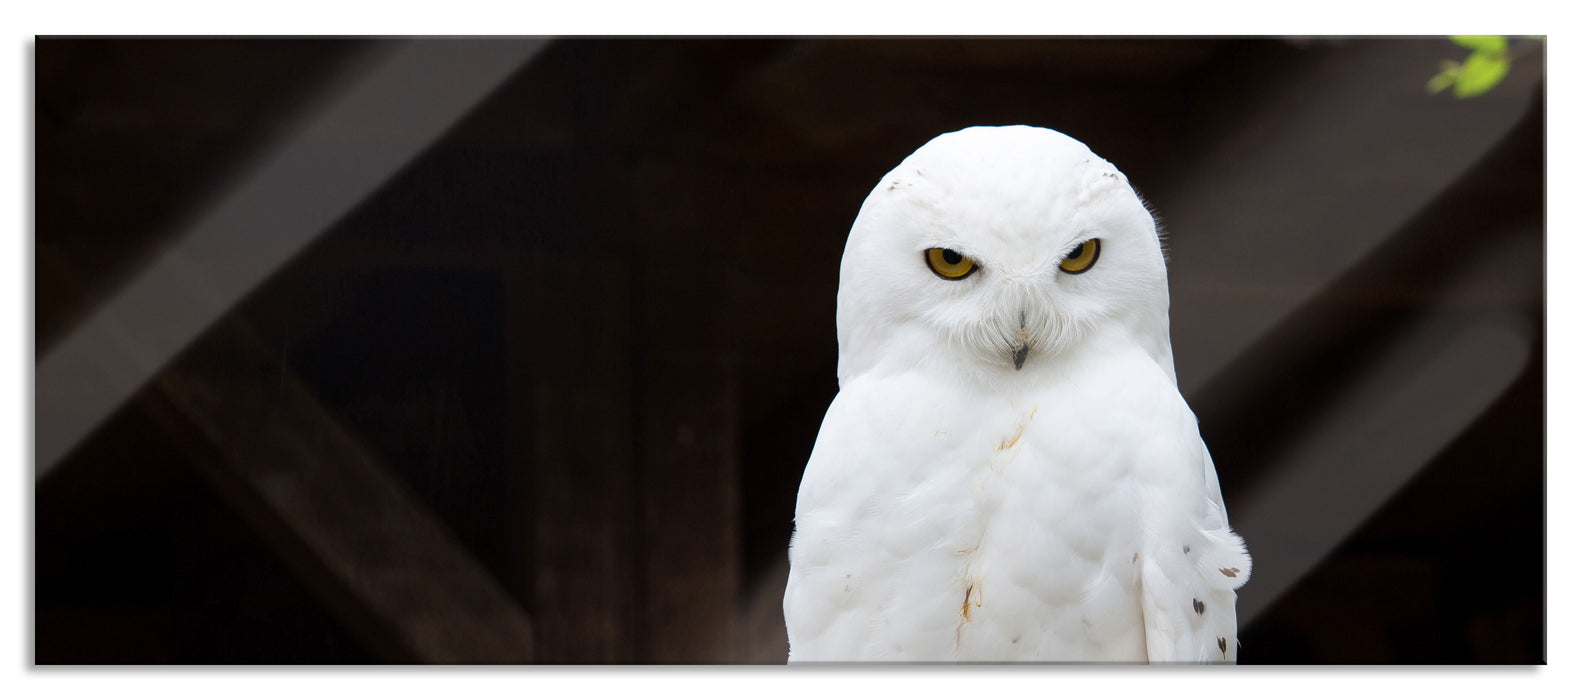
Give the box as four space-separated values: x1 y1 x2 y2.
1059 239 1101 274
925 248 977 279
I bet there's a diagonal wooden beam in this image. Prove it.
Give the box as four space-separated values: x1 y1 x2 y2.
1159 39 1543 398
140 316 535 663
37 39 547 476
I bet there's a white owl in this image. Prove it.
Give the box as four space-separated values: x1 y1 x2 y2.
783 125 1251 663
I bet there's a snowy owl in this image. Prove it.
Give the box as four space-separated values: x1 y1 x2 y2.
783 125 1250 663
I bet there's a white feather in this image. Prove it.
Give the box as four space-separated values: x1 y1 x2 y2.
785 125 1249 663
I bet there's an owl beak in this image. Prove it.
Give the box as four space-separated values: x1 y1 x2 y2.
1011 324 1032 370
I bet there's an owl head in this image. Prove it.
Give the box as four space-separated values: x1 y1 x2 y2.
835 125 1174 386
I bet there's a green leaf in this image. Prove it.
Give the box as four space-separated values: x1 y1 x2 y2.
1451 35 1508 53
1427 67 1459 94
1454 51 1511 97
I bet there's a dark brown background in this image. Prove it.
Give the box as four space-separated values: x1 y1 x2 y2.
35 37 1544 664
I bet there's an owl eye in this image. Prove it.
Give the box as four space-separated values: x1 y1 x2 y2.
925 248 978 280
1058 239 1101 274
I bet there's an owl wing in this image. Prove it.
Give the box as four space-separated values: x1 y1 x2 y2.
1139 436 1252 663
784 378 942 661
785 373 990 662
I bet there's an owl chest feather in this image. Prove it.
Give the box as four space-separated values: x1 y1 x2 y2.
788 348 1202 661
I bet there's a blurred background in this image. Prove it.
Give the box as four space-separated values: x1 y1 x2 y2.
33 37 1544 664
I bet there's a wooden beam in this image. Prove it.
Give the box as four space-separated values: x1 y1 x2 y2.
516 255 640 663
629 155 742 659
36 39 547 476
634 265 741 662
142 317 536 663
